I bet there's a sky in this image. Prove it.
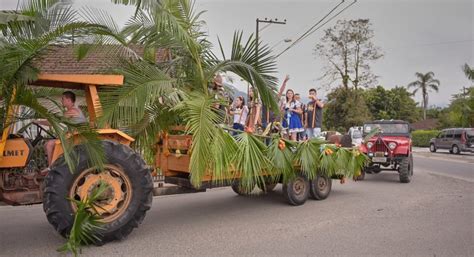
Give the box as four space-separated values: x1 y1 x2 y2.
1 0 472 106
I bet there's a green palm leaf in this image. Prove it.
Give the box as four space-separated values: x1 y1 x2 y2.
232 132 272 191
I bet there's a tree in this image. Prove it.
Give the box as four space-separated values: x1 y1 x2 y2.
407 72 440 120
364 86 421 123
438 87 473 128
314 19 382 90
323 87 371 131
463 63 474 81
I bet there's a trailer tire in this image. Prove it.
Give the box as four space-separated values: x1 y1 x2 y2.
282 174 309 206
257 177 278 192
43 140 153 245
231 180 254 196
309 175 332 200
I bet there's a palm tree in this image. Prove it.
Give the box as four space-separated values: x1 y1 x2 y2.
407 72 440 120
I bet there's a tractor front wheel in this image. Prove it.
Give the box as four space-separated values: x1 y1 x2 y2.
43 140 153 245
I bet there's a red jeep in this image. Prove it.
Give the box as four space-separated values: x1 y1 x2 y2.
358 120 413 183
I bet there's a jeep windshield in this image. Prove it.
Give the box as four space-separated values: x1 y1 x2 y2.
363 123 409 135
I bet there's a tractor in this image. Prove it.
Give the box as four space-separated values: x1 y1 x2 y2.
0 74 154 243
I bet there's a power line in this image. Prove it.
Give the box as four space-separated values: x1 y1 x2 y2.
286 0 345 50
275 0 347 57
276 0 357 58
298 0 358 43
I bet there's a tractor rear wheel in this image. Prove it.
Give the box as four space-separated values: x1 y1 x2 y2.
43 140 153 245
309 175 332 200
282 174 309 206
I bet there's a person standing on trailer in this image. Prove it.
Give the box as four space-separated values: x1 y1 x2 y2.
228 96 249 135
304 88 324 139
281 89 304 141
294 93 306 141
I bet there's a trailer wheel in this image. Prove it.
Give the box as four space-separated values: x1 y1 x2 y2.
43 140 153 245
257 177 278 192
231 180 254 196
282 174 309 206
354 169 366 181
309 175 332 200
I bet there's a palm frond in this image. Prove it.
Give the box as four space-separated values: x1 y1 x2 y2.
177 92 223 187
100 60 174 129
232 132 272 191
294 138 324 180
266 138 295 182
58 181 108 256
214 31 279 112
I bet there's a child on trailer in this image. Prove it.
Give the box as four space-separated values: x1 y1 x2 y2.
228 96 249 135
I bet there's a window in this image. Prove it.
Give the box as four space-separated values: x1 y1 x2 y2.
438 131 447 138
446 130 454 138
453 130 462 139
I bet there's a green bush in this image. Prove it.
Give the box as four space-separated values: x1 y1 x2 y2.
411 130 440 147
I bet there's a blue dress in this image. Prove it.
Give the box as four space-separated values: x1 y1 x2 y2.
282 101 304 133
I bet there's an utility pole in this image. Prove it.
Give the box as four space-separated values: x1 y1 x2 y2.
255 18 287 126
255 18 287 67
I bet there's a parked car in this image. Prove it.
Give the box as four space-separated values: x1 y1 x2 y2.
429 128 474 154
358 120 413 183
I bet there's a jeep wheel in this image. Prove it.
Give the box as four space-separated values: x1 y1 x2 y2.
429 143 436 152
282 173 309 206
309 175 332 200
43 140 153 245
399 154 413 183
452 145 460 155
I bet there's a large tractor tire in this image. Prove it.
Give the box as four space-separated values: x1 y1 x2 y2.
309 174 332 200
43 140 153 244
399 154 413 183
282 173 309 206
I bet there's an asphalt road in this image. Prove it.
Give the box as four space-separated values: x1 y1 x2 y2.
0 153 473 257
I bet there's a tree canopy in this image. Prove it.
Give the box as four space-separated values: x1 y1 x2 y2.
315 19 382 90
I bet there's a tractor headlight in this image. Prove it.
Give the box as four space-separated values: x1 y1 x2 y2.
367 142 374 149
388 142 397 150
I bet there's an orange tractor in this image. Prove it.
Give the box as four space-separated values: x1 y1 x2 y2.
0 74 153 243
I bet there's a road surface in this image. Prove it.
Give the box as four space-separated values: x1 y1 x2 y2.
0 152 472 257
